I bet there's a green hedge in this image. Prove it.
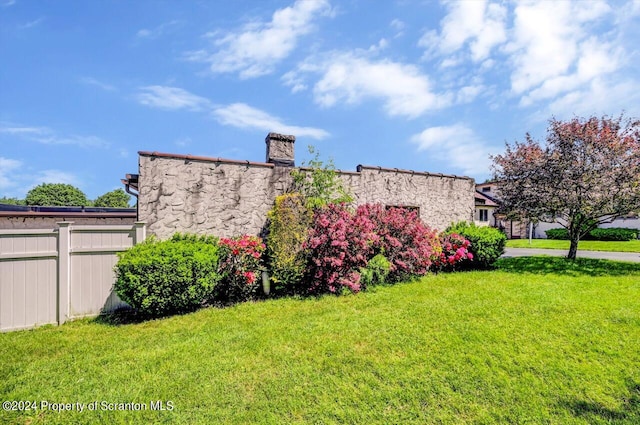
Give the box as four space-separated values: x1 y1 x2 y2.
545 228 569 240
588 228 639 241
445 222 506 269
114 234 221 317
545 227 639 241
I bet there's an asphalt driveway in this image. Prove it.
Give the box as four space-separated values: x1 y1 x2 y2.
502 247 640 263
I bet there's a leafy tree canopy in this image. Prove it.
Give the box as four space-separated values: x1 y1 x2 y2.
94 188 131 208
0 197 25 205
290 145 353 210
492 114 640 259
25 183 91 207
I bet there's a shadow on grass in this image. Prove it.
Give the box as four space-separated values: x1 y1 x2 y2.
562 380 640 422
93 307 155 326
494 256 640 276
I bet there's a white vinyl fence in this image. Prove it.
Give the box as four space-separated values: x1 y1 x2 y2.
0 222 145 332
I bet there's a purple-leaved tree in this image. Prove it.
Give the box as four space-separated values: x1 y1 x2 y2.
492 114 640 260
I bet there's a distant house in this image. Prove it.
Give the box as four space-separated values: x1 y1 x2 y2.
474 181 640 239
474 189 499 227
0 204 136 229
475 181 527 238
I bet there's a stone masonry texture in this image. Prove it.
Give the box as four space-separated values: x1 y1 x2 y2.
137 143 475 239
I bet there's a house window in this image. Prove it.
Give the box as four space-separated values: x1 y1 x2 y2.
482 187 491 193
479 209 488 222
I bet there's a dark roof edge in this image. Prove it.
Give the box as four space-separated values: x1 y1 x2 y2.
357 165 473 180
0 204 136 214
297 166 360 176
475 190 501 204
474 190 499 207
0 211 136 218
138 151 275 168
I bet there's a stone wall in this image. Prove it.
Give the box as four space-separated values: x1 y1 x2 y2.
137 138 475 239
347 166 475 230
138 154 293 239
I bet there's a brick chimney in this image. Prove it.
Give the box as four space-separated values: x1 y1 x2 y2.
265 133 295 167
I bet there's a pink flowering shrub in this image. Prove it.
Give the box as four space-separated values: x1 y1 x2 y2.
216 235 265 303
433 232 473 271
358 204 441 281
304 203 379 294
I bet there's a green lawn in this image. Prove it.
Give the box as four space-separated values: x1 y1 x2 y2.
507 238 640 252
1 258 639 424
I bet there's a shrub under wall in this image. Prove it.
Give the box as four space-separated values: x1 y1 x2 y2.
265 193 311 295
114 234 221 317
445 221 506 269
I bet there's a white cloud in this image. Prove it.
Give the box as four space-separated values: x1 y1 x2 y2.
420 0 507 62
19 17 45 29
0 157 80 198
506 0 612 96
212 103 329 140
545 77 640 119
520 37 622 106
33 170 78 186
420 0 634 117
1 0 16 7
0 125 109 148
289 51 451 118
136 86 212 111
456 85 484 104
186 0 332 78
134 85 327 138
174 137 192 147
80 77 117 92
390 18 405 37
411 124 494 176
135 20 181 40
0 157 22 190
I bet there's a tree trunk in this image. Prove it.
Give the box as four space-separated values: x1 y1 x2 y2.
568 237 579 260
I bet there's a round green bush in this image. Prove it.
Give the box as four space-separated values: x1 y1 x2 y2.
114 234 221 317
446 221 506 269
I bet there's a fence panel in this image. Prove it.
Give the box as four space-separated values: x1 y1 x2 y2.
0 223 145 332
0 230 58 332
69 226 136 318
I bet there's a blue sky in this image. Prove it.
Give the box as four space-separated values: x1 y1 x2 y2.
1 0 639 200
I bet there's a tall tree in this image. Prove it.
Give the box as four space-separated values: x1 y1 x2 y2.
94 188 131 208
492 114 640 259
25 183 91 207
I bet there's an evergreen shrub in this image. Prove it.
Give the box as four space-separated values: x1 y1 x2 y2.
445 222 506 268
114 234 221 317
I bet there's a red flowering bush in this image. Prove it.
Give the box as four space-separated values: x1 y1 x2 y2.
216 235 265 303
433 232 473 271
358 204 440 281
304 203 378 294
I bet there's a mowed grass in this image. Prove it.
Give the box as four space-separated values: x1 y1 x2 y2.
507 238 640 252
1 258 639 424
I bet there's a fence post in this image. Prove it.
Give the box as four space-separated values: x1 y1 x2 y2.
57 222 72 325
134 222 146 245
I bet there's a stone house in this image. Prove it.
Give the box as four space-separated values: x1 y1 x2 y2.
123 133 476 239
